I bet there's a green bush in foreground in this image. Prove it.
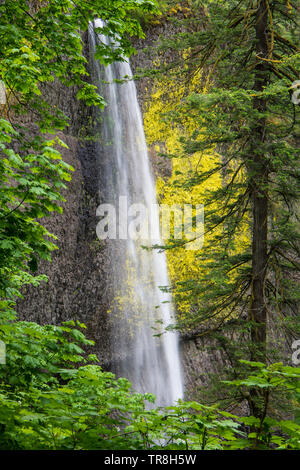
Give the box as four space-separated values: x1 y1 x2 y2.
0 316 299 450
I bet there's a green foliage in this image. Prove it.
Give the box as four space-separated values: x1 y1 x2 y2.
0 315 145 450
223 361 300 449
0 314 299 449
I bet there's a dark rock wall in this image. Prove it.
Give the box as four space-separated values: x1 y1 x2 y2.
17 32 114 366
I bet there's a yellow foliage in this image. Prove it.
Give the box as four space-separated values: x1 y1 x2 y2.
144 72 222 318
144 64 250 321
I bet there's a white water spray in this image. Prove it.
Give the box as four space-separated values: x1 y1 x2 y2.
90 20 184 406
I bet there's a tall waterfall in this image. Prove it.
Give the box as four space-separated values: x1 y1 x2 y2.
89 20 183 406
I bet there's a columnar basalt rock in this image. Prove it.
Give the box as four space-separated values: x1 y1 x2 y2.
17 32 113 366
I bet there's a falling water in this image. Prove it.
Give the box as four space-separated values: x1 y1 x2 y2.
89 20 183 406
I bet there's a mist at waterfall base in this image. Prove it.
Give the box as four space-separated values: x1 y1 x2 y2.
89 20 184 407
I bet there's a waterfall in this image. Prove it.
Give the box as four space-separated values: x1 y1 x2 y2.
89 20 184 406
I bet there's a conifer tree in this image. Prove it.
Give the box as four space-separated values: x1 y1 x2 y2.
151 0 299 417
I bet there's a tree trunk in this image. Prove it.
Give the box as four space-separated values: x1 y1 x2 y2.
249 0 269 358
248 0 270 420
